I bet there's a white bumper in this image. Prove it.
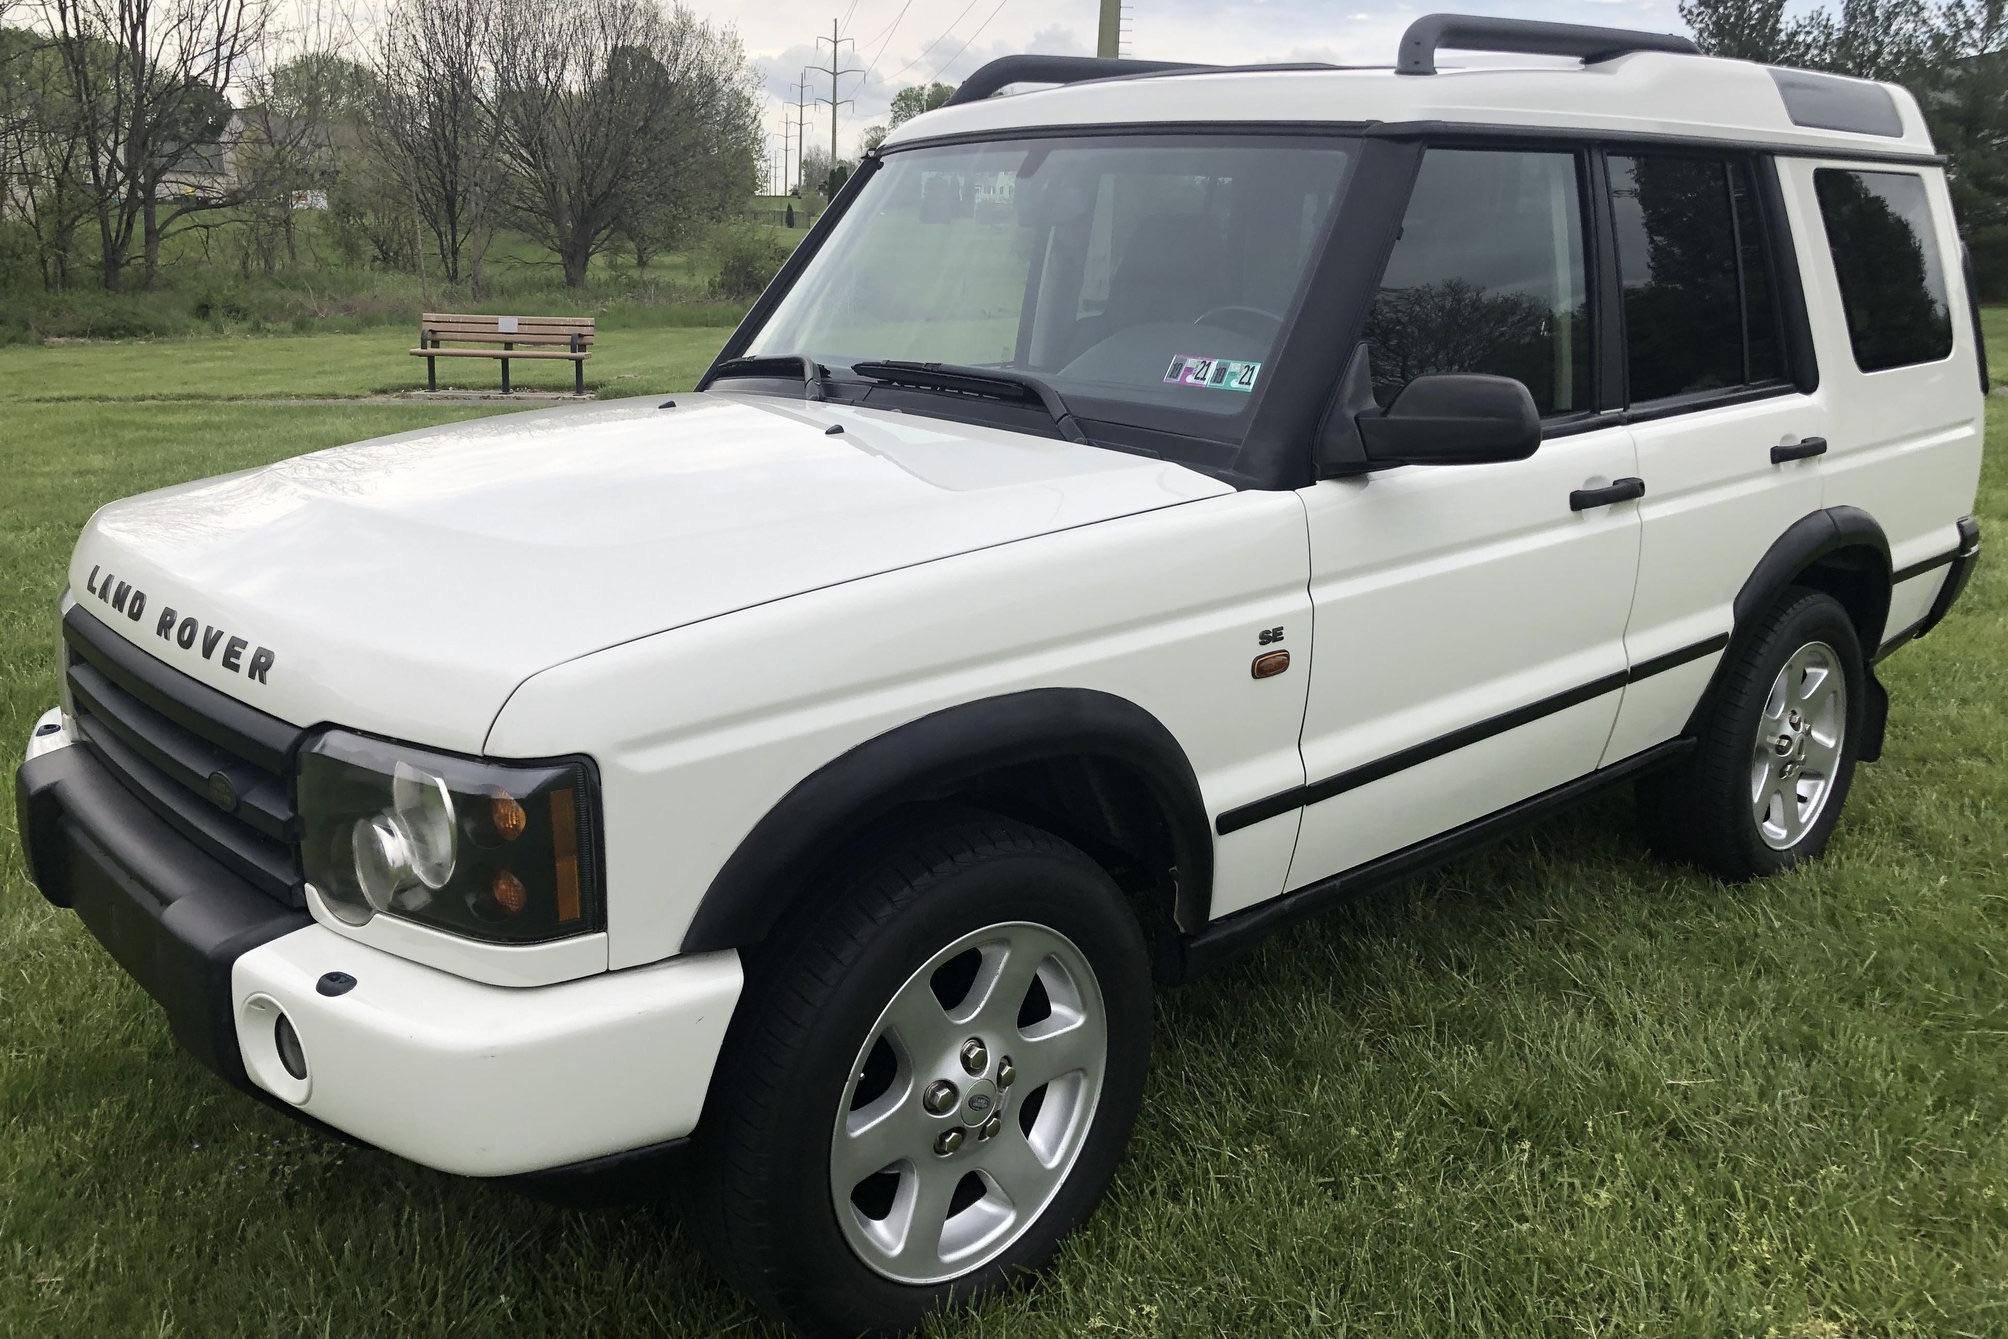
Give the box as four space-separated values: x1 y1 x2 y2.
231 925 742 1177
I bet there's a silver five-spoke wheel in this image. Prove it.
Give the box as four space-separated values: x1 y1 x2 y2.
1750 639 1847 850
830 921 1107 1285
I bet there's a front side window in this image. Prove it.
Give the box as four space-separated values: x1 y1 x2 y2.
1364 149 1592 417
747 135 1355 456
1610 153 1786 402
1814 169 1954 372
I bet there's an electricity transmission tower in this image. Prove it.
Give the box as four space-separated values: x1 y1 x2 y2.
807 19 861 194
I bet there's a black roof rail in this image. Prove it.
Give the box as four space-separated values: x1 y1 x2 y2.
1396 13 1700 76
944 54 1205 107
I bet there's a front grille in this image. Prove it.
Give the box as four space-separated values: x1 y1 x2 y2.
62 606 305 907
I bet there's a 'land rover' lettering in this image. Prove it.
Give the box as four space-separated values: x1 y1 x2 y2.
80 568 278 686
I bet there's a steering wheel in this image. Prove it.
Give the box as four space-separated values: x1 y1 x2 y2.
1193 306 1285 340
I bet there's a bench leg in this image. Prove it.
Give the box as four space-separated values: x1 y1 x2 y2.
427 355 436 392
501 358 511 394
575 359 585 397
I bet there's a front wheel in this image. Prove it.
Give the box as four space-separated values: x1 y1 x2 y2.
1640 588 1866 880
685 813 1151 1335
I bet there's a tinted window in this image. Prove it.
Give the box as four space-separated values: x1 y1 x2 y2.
1365 149 1591 416
1814 169 1954 372
1611 154 1786 402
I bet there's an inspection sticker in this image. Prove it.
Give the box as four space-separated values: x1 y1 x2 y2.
1164 355 1261 393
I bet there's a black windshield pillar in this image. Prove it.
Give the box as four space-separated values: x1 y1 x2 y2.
705 154 884 379
1239 137 1423 491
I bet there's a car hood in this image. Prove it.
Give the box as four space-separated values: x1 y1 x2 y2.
70 391 1229 751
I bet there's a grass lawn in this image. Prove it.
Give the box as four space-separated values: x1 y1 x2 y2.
0 320 2004 1338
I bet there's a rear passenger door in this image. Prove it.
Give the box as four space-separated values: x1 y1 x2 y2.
1278 147 1643 904
1602 151 1831 763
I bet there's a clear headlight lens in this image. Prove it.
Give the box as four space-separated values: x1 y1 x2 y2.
298 729 603 944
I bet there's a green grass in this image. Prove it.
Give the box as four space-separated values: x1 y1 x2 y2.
0 324 2005 1337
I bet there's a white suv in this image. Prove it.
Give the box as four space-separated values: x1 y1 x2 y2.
15 15 1986 1334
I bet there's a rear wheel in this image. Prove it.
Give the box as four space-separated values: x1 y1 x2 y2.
1641 589 1866 880
686 813 1151 1335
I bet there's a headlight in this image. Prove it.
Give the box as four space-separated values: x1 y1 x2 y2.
298 729 602 944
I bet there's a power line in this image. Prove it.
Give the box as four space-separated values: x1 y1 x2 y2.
879 0 981 90
860 0 916 90
929 0 1010 83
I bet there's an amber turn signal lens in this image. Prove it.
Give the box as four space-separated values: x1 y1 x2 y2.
1252 650 1291 679
491 869 528 916
487 789 527 842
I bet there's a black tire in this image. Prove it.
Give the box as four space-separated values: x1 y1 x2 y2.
1640 588 1867 880
683 810 1152 1336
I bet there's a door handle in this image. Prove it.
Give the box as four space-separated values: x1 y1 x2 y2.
1771 437 1828 464
1570 477 1646 511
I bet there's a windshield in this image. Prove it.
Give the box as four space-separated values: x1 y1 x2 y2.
747 134 1356 465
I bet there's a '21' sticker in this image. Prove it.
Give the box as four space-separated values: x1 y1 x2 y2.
1164 354 1261 393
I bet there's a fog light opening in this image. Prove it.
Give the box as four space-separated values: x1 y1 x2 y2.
274 1012 308 1081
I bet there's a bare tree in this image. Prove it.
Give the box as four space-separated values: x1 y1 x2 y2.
39 0 278 289
2 22 99 288
492 0 729 288
369 0 499 288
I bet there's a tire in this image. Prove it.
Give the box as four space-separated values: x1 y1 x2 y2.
684 810 1152 1336
1640 588 1867 881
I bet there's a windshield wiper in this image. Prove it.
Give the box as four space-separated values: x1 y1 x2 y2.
699 354 829 401
849 360 1088 444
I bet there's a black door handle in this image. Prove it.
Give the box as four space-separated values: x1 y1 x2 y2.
1771 437 1829 464
1570 477 1646 511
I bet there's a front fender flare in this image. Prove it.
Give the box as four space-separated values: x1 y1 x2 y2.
678 688 1213 954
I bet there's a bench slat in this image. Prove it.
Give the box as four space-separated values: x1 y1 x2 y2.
420 331 597 346
422 313 595 328
409 347 591 361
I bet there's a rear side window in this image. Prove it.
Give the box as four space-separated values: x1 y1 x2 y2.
1610 153 1786 402
1814 169 1954 372
1364 148 1592 417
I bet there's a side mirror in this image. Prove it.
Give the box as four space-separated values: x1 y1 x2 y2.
1356 374 1541 467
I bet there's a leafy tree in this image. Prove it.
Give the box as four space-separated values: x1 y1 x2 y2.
887 81 955 127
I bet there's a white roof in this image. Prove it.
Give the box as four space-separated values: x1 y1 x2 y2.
882 53 1936 160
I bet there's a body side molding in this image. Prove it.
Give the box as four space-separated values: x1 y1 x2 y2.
680 688 1214 953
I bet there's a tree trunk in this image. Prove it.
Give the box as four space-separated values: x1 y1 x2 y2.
468 226 493 301
141 194 163 291
561 239 591 288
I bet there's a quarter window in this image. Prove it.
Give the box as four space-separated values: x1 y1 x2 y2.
1814 169 1954 372
1610 153 1786 402
1364 149 1592 417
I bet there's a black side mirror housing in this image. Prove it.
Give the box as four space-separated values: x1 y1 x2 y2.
1356 373 1542 467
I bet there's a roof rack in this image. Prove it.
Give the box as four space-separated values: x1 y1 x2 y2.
943 55 1205 107
1396 13 1700 77
942 55 1350 108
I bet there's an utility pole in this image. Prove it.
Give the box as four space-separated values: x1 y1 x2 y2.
1097 0 1120 57
809 20 859 196
791 75 811 195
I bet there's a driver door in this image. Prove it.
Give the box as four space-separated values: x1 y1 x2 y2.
1275 146 1644 901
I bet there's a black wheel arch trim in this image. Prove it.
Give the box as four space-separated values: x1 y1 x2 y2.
1689 505 1893 754
679 688 1215 953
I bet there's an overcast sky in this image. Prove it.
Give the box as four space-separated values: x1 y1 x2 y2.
738 0 1734 173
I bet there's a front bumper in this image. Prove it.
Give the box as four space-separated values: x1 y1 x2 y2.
18 711 742 1179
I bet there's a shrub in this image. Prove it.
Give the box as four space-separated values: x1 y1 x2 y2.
707 226 791 301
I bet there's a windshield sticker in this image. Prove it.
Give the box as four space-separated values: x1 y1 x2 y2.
1164 355 1261 393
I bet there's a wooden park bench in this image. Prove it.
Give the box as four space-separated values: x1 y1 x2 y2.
411 313 595 395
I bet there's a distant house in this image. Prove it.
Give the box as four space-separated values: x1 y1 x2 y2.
154 109 340 208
